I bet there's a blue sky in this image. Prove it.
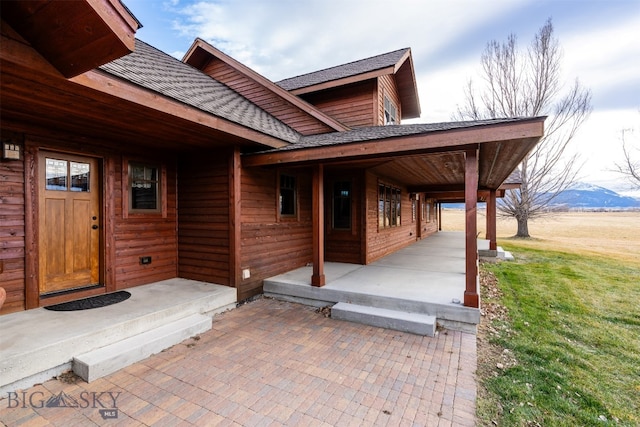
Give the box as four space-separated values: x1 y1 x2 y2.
123 0 640 191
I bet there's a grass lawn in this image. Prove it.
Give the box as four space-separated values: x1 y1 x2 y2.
477 245 640 426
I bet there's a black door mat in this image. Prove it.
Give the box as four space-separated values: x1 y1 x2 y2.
44 291 131 311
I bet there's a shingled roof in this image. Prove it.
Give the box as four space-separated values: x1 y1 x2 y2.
100 39 301 144
250 118 531 153
276 48 411 91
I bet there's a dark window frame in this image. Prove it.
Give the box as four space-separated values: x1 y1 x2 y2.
378 182 401 230
332 181 352 230
278 173 298 220
124 160 166 217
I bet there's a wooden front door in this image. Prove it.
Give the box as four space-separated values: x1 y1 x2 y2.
38 151 101 295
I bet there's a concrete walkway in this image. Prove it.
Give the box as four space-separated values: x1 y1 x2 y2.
0 298 477 426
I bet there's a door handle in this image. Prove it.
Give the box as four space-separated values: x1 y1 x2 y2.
92 225 99 230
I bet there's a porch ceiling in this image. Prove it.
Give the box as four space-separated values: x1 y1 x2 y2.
244 118 544 192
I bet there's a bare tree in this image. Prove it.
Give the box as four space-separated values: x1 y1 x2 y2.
455 18 592 237
615 126 640 189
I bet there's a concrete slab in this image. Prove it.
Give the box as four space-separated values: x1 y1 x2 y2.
0 279 236 392
265 231 481 333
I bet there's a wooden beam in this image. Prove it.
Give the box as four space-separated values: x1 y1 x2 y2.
229 148 242 289
311 164 326 286
486 189 497 251
24 144 39 309
104 155 116 292
464 148 479 308
242 119 545 167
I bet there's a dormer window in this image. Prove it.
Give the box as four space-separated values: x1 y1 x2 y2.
384 96 397 125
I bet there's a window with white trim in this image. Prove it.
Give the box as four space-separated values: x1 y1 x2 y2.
384 96 397 125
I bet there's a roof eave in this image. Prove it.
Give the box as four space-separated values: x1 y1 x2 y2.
242 118 545 169
71 69 291 149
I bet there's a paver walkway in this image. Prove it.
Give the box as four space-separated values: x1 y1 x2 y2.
0 298 476 426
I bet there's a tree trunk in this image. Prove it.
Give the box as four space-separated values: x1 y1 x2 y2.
516 216 530 238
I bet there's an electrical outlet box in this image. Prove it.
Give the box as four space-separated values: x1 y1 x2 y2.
140 256 152 265
242 268 251 280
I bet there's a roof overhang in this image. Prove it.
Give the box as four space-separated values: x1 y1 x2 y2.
243 118 544 193
1 0 140 78
0 27 288 151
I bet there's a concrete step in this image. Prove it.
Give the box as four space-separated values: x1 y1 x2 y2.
73 314 211 382
0 279 237 393
331 302 436 337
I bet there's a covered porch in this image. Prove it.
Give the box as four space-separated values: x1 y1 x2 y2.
264 231 483 334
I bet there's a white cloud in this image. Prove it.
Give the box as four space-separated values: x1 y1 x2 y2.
561 13 640 106
169 0 530 81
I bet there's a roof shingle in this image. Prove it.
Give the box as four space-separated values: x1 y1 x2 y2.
276 48 410 91
252 118 530 153
100 39 301 144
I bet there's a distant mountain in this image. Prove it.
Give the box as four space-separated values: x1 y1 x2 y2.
551 182 640 208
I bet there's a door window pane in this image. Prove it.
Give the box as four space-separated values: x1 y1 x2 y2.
70 162 90 192
46 158 68 191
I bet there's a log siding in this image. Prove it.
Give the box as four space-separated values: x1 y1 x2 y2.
378 75 402 125
177 153 231 286
0 134 26 313
240 167 313 300
202 59 334 136
301 81 376 128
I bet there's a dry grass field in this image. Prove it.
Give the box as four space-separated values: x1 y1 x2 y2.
440 209 640 266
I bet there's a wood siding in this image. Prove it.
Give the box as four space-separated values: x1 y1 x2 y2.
202 59 334 135
378 75 402 125
301 81 376 128
418 197 439 240
364 171 419 264
0 123 181 311
177 152 231 286
240 167 313 300
112 156 178 289
0 139 26 313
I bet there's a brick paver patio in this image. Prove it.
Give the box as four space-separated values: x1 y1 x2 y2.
1 298 476 426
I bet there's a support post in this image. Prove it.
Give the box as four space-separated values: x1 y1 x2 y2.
311 164 325 286
486 189 497 251
438 202 442 231
229 148 242 289
464 148 479 308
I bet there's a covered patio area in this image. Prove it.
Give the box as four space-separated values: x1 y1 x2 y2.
264 231 482 334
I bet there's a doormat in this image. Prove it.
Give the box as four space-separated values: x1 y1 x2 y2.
44 291 131 311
